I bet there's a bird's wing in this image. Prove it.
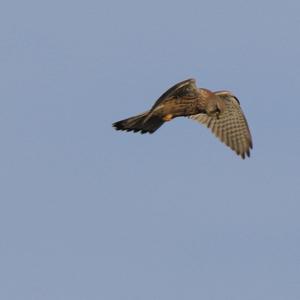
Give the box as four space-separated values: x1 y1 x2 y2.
151 78 198 108
189 94 253 159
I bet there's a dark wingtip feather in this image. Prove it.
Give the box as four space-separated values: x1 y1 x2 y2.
112 121 123 131
240 148 251 159
112 121 155 134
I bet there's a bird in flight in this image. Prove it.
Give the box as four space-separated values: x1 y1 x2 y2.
113 78 253 159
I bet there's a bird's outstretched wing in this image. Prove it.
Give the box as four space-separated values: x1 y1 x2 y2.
190 93 253 159
113 79 200 134
150 78 198 108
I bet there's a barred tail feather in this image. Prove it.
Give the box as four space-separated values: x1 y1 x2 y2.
113 111 164 134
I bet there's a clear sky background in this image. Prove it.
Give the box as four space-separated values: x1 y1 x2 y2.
1 0 300 299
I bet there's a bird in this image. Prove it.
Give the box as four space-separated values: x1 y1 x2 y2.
113 78 253 159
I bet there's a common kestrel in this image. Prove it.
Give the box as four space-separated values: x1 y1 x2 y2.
113 78 253 159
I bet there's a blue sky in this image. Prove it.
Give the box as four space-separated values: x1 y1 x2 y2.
1 0 300 299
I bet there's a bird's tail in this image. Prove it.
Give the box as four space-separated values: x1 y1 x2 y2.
113 111 164 134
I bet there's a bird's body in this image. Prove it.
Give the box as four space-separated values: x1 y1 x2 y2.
113 78 253 159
